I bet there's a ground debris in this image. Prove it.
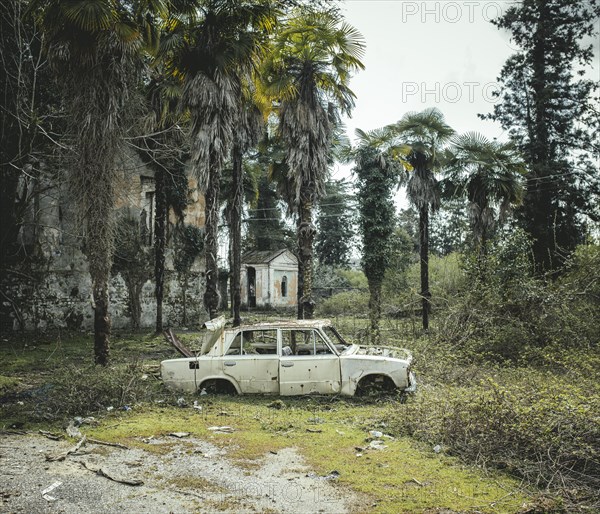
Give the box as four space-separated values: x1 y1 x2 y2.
39 430 62 441
88 438 129 449
207 426 234 433
168 432 190 439
41 480 62 501
45 435 86 462
80 461 143 486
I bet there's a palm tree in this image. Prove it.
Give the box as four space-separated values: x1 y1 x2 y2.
391 108 455 331
261 9 365 319
170 0 277 320
31 0 164 364
446 132 526 250
344 128 409 343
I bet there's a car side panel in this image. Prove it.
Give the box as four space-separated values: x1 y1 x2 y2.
340 356 410 396
221 355 279 394
278 355 341 395
161 357 223 393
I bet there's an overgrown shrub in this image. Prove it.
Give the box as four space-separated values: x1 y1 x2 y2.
317 290 369 317
389 372 600 511
438 234 600 362
22 362 165 421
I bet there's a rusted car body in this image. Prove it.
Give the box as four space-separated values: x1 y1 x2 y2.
161 319 416 397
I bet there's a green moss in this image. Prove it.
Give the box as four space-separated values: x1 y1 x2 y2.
82 398 529 513
0 375 20 392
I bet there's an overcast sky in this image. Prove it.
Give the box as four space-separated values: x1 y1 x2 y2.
332 0 599 202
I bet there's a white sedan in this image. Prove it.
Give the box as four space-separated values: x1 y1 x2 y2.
161 318 416 397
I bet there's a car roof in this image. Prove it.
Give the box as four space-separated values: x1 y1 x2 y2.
226 319 333 332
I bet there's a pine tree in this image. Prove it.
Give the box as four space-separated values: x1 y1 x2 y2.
485 0 600 272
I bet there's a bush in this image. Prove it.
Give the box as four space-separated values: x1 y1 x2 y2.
317 290 369 317
10 362 166 422
389 372 600 511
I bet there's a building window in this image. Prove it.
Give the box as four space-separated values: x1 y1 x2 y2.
281 276 287 297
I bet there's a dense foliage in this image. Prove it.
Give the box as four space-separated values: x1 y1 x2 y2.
485 0 600 271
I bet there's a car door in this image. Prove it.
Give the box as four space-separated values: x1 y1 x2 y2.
221 329 279 394
278 329 341 395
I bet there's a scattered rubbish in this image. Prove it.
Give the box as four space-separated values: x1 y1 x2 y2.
73 416 97 427
193 401 202 411
306 428 323 433
106 406 114 412
177 397 187 407
369 430 383 438
46 435 86 462
88 438 129 449
207 426 234 433
142 436 154 443
433 444 442 454
355 452 363 457
369 440 387 450
41 481 62 501
39 430 61 441
307 470 340 480
81 462 143 486
169 432 190 439
122 405 131 411
17 401 24 406
199 388 208 396
66 423 82 439
141 374 149 381
267 400 286 410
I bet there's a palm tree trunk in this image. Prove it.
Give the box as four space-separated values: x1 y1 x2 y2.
419 204 431 331
93 280 110 365
203 153 221 320
231 144 243 326
298 199 316 319
87 197 113 366
154 168 166 333
296 216 304 319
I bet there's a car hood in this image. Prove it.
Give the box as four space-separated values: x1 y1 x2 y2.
341 344 413 362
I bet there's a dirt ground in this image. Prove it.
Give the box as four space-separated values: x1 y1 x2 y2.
0 433 359 514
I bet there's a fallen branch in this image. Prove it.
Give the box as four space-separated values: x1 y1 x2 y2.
45 436 86 462
87 438 129 449
39 430 62 441
80 461 143 486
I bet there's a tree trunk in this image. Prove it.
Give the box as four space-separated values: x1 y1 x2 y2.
154 168 166 332
93 280 110 366
203 154 221 320
296 215 304 320
231 144 243 326
298 199 316 319
419 204 430 331
368 279 382 345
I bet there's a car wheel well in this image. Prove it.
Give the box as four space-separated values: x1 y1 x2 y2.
199 378 238 395
355 374 396 396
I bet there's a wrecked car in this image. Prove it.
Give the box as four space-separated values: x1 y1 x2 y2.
161 318 416 397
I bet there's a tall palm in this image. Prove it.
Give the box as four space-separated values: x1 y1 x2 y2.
170 0 277 319
446 132 526 250
391 108 455 331
261 9 365 319
31 0 164 364
343 127 410 343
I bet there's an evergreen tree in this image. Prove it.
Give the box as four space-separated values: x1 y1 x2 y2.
244 174 293 252
485 0 600 272
315 180 355 267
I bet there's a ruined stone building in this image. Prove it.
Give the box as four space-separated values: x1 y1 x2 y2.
1 151 206 331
